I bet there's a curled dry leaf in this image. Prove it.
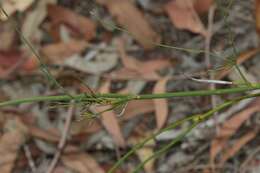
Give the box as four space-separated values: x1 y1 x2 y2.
98 81 126 147
0 118 29 173
62 146 105 173
210 99 260 165
153 77 169 130
47 4 96 41
99 0 161 49
164 0 207 36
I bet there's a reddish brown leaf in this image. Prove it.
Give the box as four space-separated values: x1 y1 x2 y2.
0 50 36 75
210 99 260 164
153 77 169 129
98 81 126 147
164 0 207 36
100 0 160 49
47 4 96 41
21 56 38 71
0 50 22 68
219 131 257 165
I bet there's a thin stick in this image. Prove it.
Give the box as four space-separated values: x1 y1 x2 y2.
205 5 218 132
23 145 37 173
45 101 75 173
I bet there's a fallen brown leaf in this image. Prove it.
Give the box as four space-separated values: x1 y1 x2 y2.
62 146 105 173
210 99 260 165
153 77 169 130
193 0 214 14
123 100 155 120
0 118 29 173
116 38 171 79
0 50 23 69
41 39 88 64
0 50 36 76
47 4 96 41
128 133 155 173
98 81 126 147
135 139 155 173
99 0 160 49
164 0 207 36
104 68 161 81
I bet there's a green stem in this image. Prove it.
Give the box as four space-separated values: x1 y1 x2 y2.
112 94 260 173
132 123 198 173
1 84 260 107
112 92 260 173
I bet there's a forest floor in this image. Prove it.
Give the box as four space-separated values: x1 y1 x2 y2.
0 0 260 173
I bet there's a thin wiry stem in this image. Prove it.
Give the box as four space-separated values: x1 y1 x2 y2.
1 84 260 107
109 92 260 173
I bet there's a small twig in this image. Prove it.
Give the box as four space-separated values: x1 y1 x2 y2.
205 5 218 118
23 145 37 173
45 100 75 173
